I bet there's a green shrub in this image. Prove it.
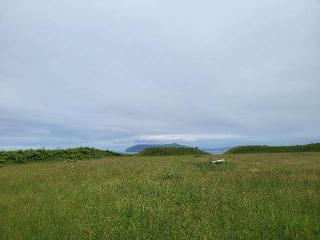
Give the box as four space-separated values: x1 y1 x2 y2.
5 153 26 164
0 147 121 164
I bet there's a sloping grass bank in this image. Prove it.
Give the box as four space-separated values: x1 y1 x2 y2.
0 147 120 164
226 143 320 154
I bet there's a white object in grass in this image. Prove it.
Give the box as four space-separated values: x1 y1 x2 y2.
211 159 225 164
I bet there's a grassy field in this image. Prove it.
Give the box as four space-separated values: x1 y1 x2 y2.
0 153 319 239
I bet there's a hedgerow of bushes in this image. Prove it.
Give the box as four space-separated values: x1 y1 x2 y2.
226 143 320 154
0 147 121 164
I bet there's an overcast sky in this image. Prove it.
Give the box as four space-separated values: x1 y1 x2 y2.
1 0 320 151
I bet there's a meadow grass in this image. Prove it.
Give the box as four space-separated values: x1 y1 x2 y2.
0 153 319 239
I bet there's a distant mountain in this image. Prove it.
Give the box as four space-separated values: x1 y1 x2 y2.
125 143 188 153
202 147 232 154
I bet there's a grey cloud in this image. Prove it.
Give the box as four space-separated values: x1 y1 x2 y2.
1 0 320 151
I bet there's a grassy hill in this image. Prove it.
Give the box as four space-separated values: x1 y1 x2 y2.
139 147 209 156
226 143 320 154
0 153 319 239
125 143 187 153
0 147 120 164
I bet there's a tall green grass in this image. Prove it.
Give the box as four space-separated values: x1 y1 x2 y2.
0 153 319 239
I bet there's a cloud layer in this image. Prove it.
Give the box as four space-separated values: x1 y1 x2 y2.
1 0 320 150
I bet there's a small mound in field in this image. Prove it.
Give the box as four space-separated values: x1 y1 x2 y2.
139 147 210 156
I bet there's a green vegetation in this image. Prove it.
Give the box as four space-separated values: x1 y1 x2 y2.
1 153 319 239
0 147 120 164
139 147 209 156
226 143 320 154
125 143 187 152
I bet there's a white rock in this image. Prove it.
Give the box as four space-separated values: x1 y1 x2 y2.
211 159 225 164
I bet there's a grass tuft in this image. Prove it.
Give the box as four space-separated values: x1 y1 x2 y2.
161 171 181 180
